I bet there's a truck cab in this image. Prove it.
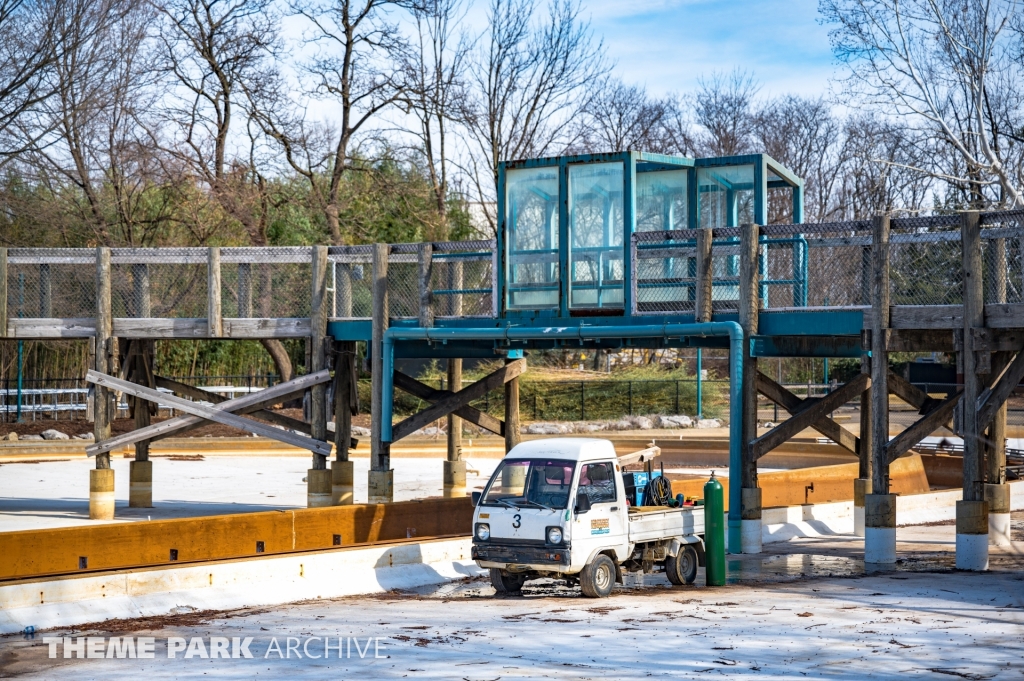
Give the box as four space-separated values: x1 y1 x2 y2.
471 438 705 598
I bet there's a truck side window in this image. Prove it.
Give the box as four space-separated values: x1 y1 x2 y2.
578 462 617 504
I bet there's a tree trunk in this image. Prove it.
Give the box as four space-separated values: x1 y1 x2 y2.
261 338 293 383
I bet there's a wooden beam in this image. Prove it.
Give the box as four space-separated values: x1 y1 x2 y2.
207 247 222 337
870 214 891 495
977 349 1024 432
986 303 1024 329
751 373 870 460
418 242 433 328
739 222 760 491
392 371 504 436
889 305 963 329
390 359 526 443
694 228 713 322
310 245 329 459
505 358 522 453
886 391 963 463
95 247 113 469
370 243 390 470
886 371 934 411
755 372 859 454
86 369 333 455
153 375 357 446
961 211 984 502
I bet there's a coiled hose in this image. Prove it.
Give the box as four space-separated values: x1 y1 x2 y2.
643 475 674 506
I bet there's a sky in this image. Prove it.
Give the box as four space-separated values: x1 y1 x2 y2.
452 0 842 100
579 0 839 98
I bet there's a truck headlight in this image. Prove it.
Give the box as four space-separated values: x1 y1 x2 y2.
475 523 490 541
546 526 563 544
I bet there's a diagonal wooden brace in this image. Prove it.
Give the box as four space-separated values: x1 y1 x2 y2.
393 371 505 436
154 376 358 448
390 359 525 444
886 390 962 464
751 373 870 460
755 372 861 455
85 369 333 456
977 349 1024 432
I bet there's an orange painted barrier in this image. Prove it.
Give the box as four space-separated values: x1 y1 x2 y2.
0 497 473 580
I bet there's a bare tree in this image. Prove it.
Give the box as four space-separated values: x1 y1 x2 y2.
821 0 1022 207
574 78 678 154
691 69 759 157
398 0 471 232
154 0 296 379
462 0 608 234
281 0 412 243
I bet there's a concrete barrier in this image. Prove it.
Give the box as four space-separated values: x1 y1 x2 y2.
0 497 474 580
0 537 481 635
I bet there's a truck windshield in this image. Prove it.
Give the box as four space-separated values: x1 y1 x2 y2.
481 459 576 510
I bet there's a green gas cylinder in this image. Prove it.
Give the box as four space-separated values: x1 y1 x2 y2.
703 472 726 586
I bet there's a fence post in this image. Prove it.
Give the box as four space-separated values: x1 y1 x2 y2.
985 231 1010 547
369 243 392 504
0 247 7 337
866 213 893 564
90 246 115 520
695 230 713 322
207 247 222 337
739 222 762 554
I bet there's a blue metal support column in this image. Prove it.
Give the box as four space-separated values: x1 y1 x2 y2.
379 321 747 554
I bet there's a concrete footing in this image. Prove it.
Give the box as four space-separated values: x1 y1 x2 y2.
864 493 896 564
368 469 394 504
306 469 332 508
740 487 762 554
89 469 115 520
331 460 354 505
443 460 467 498
128 460 153 508
853 478 869 538
956 499 989 571
985 483 1011 547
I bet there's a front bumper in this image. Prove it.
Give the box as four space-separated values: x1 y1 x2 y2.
472 542 570 567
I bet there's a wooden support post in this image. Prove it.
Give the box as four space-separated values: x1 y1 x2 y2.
985 239 1010 546
0 247 6 337
337 263 352 318
958 211 988 569
38 263 51 318
866 214 894 563
695 228 713 322
504 356 523 454
369 243 392 503
91 246 115 520
238 262 253 317
308 245 331 506
855 352 872 537
418 243 433 328
738 222 761 554
207 247 222 337
332 340 356 504
445 357 466 497
130 339 154 508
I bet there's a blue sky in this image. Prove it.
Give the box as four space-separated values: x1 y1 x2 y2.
559 0 838 99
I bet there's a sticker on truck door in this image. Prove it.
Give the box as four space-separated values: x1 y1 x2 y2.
590 518 609 535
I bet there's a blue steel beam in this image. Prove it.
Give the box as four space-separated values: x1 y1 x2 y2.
378 321 747 554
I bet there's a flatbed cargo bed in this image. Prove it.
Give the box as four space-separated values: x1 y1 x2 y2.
627 505 705 543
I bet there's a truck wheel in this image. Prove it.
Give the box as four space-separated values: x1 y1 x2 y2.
490 568 527 593
580 554 616 598
665 545 699 585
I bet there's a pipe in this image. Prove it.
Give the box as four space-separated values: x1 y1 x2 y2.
379 321 746 553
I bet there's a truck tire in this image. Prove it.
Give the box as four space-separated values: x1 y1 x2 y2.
490 568 527 593
665 544 699 585
580 554 616 598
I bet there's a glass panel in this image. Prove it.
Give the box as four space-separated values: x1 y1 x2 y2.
481 459 576 509
636 169 688 232
506 166 560 309
697 164 755 230
568 162 624 309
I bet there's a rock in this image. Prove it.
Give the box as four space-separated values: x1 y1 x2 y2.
526 422 567 435
656 414 693 429
351 426 371 437
631 416 654 430
608 420 633 431
696 418 722 429
74 433 95 441
414 426 445 437
2 432 17 441
21 434 44 440
41 429 70 440
572 423 605 433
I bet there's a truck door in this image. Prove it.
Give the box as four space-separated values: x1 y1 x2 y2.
572 461 628 562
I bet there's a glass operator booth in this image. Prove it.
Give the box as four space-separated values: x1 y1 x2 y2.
498 152 804 319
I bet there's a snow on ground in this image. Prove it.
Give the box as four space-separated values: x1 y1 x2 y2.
2 566 1023 679
0 456 502 531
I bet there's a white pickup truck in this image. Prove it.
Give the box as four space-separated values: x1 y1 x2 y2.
471 438 706 598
